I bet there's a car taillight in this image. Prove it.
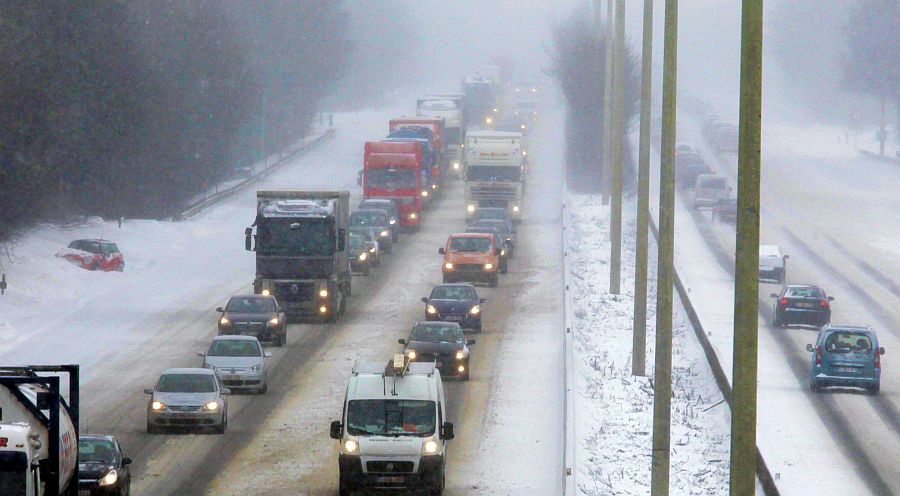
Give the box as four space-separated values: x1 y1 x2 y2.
815 346 822 366
819 300 829 308
779 298 789 306
874 348 881 370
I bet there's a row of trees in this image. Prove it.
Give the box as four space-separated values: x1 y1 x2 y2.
0 1 351 238
550 7 639 194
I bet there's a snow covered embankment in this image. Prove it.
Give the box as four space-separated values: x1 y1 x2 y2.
567 194 731 495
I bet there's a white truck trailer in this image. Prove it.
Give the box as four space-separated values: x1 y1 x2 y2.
463 130 526 221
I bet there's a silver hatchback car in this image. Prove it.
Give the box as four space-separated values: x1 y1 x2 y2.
145 368 229 433
199 335 271 394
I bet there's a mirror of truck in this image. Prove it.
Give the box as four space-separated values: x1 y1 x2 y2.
441 421 455 440
880 347 886 355
467 339 476 346
330 420 342 439
357 170 363 186
244 230 253 252
221 388 231 395
480 298 487 303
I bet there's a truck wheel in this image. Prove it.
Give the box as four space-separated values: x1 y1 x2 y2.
338 477 354 496
384 242 392 255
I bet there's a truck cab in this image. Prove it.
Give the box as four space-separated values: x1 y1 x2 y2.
330 357 454 496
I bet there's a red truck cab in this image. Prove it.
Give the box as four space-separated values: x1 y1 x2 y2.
361 141 425 230
389 117 445 192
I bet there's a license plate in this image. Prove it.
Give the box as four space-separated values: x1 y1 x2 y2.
224 375 241 381
446 315 463 321
796 302 814 308
835 367 856 373
377 476 405 483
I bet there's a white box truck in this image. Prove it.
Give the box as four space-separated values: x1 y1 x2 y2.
463 130 526 221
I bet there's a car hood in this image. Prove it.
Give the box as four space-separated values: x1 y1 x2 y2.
204 356 262 370
408 340 463 357
359 436 425 456
153 391 219 406
430 299 474 314
224 312 275 322
78 461 115 479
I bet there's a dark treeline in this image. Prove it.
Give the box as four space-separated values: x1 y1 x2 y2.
0 1 349 237
550 8 639 194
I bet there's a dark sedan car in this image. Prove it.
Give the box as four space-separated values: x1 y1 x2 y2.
358 198 400 242
217 294 287 346
470 218 516 258
421 283 486 332
78 434 132 496
350 209 394 254
771 284 833 327
712 198 737 223
348 233 373 275
399 322 475 380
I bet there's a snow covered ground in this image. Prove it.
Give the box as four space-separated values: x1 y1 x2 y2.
567 194 732 495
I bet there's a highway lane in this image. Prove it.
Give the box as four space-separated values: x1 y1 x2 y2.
676 116 900 494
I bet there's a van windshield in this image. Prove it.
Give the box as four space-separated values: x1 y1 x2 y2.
347 400 436 437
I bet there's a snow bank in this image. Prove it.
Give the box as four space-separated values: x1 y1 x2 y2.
567 194 731 495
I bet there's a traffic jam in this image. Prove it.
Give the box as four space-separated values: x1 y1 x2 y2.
0 73 536 496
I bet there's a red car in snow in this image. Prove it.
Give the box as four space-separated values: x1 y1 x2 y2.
57 239 125 272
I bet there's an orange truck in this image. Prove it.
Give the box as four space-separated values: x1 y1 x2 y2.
438 233 501 287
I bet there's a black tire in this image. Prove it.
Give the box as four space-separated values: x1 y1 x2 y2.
475 323 482 333
146 421 161 434
383 242 392 255
274 331 285 347
869 383 880 395
500 260 508 274
462 369 470 381
338 477 353 496
810 379 821 393
215 413 227 434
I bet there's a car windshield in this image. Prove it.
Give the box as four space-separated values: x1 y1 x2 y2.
208 339 261 357
430 286 475 301
226 297 275 313
467 166 521 182
699 177 727 189
349 235 364 249
349 228 373 242
365 168 417 189
360 201 395 215
787 287 824 298
448 237 491 253
411 324 463 343
156 373 216 393
347 400 436 437
100 243 119 255
78 439 116 463
257 218 334 257
351 212 387 227
824 332 872 354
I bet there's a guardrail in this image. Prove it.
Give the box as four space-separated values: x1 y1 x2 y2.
561 199 576 496
859 149 900 166
177 127 336 220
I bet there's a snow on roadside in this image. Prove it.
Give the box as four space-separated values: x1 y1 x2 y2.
568 193 731 495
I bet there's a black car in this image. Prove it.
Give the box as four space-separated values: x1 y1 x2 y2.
470 218 516 258
78 435 132 496
350 209 394 253
358 198 400 242
712 198 737 223
465 226 509 273
472 207 512 225
771 285 833 327
421 283 486 332
348 233 373 275
217 294 287 346
399 322 475 380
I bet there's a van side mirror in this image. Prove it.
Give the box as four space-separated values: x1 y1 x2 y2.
441 421 455 440
143 388 153 395
879 347 885 355
264 352 273 358
438 248 445 255
244 228 253 252
398 339 408 345
330 420 343 440
467 339 475 346
357 170 363 187
221 388 231 395
806 344 814 352
480 298 487 303
783 254 790 260
122 457 132 466
196 352 206 357
216 306 224 313
420 297 429 303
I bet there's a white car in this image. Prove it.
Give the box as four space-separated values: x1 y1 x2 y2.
759 245 789 283
199 335 272 394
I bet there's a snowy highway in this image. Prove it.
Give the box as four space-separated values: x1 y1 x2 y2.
0 99 566 494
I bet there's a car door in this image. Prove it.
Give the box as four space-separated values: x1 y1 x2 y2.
116 440 131 490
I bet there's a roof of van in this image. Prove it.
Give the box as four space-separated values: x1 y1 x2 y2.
348 362 440 401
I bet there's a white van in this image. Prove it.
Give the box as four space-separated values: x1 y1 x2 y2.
759 244 789 283
330 356 454 495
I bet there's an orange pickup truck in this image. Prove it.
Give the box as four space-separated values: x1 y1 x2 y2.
438 233 501 287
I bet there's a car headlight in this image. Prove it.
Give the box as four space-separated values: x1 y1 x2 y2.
500 249 506 256
369 247 376 253
467 204 476 213
485 117 493 124
407 349 417 360
493 108 499 113
261 289 271 296
151 400 165 411
389 219 396 225
268 317 279 326
421 190 429 197
204 401 219 411
319 289 328 298
319 305 328 314
453 162 460 170
423 439 439 455
409 212 418 219
455 351 465 360
513 205 520 212
98 469 118 487
219 317 230 325
484 263 494 270
359 252 368 261
250 364 262 373
469 305 480 315
444 262 454 270
432 184 437 190
522 150 527 156
521 124 526 130
426 304 438 315
344 439 359 454
380 230 389 237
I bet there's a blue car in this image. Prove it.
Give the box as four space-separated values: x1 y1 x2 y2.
421 283 485 332
807 325 885 394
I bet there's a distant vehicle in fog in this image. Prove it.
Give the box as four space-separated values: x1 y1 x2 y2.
712 198 737 223
56 239 125 272
759 245 788 283
692 174 731 209
439 233 502 287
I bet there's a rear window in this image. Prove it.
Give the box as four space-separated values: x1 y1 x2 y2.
824 332 872 354
787 287 824 298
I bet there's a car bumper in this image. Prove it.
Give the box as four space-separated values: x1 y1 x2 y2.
442 270 497 284
812 370 880 388
779 309 829 326
339 454 443 490
220 326 282 341
758 267 783 280
148 409 223 427
78 481 123 496
350 260 370 271
219 372 266 391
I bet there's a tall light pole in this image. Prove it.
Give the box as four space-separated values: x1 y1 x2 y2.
633 0 654 377
602 0 614 204
609 0 625 295
651 0 677 494
730 1 763 494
